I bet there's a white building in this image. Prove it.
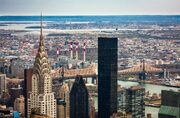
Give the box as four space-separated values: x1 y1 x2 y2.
28 18 56 118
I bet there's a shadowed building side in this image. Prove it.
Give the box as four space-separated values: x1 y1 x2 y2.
24 68 33 118
70 75 89 118
98 37 118 118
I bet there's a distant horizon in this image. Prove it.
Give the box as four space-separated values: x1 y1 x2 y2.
1 0 179 16
1 14 180 16
0 15 179 23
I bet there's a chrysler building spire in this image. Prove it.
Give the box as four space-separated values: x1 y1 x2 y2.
40 13 44 47
28 14 56 118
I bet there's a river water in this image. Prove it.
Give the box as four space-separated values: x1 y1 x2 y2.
93 80 179 118
119 80 179 118
118 80 179 94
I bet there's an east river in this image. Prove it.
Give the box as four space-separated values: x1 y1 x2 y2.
93 80 179 118
118 80 179 118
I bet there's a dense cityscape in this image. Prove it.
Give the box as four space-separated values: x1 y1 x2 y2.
0 15 180 118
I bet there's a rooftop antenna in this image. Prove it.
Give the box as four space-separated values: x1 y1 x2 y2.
39 12 44 46
40 12 42 36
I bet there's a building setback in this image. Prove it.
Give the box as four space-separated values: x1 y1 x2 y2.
28 16 56 118
98 37 118 118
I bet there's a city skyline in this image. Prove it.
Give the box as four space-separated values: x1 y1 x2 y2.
0 0 180 15
0 1 180 117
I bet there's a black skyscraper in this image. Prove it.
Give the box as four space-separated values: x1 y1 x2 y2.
159 90 180 118
70 75 89 118
98 37 118 118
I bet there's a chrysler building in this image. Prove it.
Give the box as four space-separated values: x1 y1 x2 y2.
28 15 56 118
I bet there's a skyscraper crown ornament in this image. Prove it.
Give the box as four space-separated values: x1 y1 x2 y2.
28 14 56 118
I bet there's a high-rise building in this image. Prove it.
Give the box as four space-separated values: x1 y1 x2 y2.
14 95 25 116
0 61 11 75
9 85 23 107
57 98 67 118
70 76 89 118
117 86 145 118
158 90 180 118
0 74 6 95
98 37 118 118
28 16 56 118
117 86 126 112
126 86 145 118
89 96 95 118
24 68 33 118
57 83 70 118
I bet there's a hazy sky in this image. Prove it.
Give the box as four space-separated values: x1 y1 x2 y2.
0 0 180 15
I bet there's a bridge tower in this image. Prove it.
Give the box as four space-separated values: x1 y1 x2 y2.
139 59 147 80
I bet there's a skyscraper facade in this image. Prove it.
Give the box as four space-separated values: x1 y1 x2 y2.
24 68 33 118
9 85 23 107
89 96 96 118
14 95 25 116
0 74 6 95
28 17 56 118
98 37 118 118
57 83 70 118
117 86 126 112
70 76 89 118
126 86 145 118
159 90 180 118
117 86 145 118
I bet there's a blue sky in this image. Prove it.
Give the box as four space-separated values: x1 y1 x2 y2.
0 0 180 15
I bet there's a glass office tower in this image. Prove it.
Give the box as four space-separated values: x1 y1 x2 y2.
98 37 118 118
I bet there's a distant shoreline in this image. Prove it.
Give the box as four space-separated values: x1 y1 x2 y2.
0 15 180 16
0 15 180 22
119 79 180 88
